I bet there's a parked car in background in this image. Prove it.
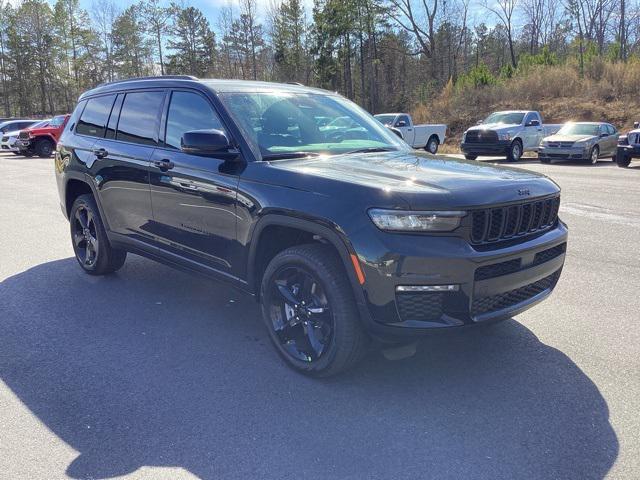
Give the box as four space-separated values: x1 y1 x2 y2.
538 122 619 165
56 77 567 376
374 113 446 154
0 119 43 154
17 114 70 157
461 111 562 162
615 126 640 167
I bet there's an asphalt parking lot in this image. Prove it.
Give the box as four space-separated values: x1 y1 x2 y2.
1 151 639 480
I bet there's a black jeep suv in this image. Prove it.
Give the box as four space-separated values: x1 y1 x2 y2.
55 76 568 376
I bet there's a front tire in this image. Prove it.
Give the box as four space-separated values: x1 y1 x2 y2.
34 138 54 157
616 151 631 167
506 140 522 162
70 194 126 275
588 145 599 165
464 154 477 160
425 136 439 154
260 244 368 377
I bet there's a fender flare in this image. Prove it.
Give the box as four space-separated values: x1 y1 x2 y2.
63 172 111 231
246 214 364 301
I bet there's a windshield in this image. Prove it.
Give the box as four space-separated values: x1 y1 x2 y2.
374 115 397 126
483 112 525 125
219 92 407 159
557 123 600 136
49 115 66 127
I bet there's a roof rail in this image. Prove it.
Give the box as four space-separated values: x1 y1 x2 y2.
97 75 198 87
286 82 304 86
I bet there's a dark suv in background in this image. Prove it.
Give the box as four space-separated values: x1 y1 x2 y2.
55 76 568 376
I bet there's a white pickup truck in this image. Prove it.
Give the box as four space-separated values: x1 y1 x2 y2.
460 110 562 162
374 113 447 154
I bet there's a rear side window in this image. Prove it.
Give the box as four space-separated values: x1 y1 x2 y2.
105 94 124 140
77 95 115 137
116 91 165 146
164 91 225 150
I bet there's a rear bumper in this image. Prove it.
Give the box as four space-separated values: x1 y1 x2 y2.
352 221 568 341
460 141 510 156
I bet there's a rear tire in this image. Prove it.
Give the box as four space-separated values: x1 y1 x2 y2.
34 138 54 157
70 194 127 275
260 244 368 377
464 154 477 160
506 140 522 162
425 135 439 154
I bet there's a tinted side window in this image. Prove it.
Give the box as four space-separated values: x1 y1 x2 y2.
105 94 124 140
77 95 116 137
116 91 165 146
607 125 616 134
164 91 224 150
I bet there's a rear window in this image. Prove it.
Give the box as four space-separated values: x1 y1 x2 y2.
116 91 165 146
77 95 116 137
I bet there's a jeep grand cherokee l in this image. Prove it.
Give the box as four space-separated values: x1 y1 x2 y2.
55 76 568 376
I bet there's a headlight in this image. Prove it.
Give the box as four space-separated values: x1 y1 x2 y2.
498 132 511 141
574 140 589 148
368 209 465 232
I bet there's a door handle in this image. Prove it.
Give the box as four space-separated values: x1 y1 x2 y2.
153 159 175 171
407 128 413 131
92 148 108 159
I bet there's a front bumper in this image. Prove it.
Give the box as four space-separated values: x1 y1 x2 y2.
1 137 19 151
538 146 588 161
460 140 511 155
352 222 568 339
617 145 640 158
16 138 33 151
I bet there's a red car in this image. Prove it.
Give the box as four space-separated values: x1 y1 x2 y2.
17 114 70 157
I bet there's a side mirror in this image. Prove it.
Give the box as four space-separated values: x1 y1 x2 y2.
600 132 608 138
527 119 540 127
395 120 407 127
181 129 234 157
634 122 639 128
476 120 483 125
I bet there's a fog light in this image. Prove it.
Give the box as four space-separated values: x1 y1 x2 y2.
396 284 459 292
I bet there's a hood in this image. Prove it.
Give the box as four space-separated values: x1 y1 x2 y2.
3 129 21 137
544 134 596 143
270 151 559 210
467 123 520 132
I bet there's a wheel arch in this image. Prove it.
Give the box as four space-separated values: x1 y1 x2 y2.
247 215 364 302
63 174 111 230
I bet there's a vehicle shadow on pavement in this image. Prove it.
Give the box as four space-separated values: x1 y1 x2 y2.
0 256 618 480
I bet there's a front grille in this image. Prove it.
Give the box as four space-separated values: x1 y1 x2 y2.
18 131 30 139
474 242 567 281
465 130 499 144
472 270 561 317
396 292 444 322
547 141 574 148
470 196 560 246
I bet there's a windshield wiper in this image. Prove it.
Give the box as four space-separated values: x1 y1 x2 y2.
261 152 321 161
343 147 397 155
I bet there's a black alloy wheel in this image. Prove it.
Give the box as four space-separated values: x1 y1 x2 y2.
260 244 368 376
72 205 99 268
267 265 333 363
69 194 127 275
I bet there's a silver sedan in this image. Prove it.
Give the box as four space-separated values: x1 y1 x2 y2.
538 122 619 164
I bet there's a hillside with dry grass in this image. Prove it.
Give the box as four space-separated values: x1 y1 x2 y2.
412 59 640 150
